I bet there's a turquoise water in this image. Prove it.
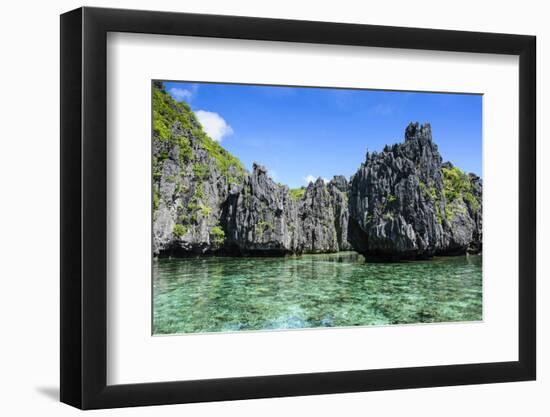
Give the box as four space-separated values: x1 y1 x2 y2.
153 252 482 335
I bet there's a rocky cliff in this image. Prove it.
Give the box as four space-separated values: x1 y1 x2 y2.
152 82 481 259
152 83 350 256
152 82 245 256
348 122 482 260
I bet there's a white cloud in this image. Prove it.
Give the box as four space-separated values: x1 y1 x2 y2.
168 84 199 102
304 175 316 184
196 110 234 142
303 175 329 185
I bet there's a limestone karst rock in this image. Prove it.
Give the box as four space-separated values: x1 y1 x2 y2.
348 122 482 260
152 82 481 259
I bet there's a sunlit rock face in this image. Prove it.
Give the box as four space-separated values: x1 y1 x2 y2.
152 82 481 259
348 123 482 260
221 166 351 255
221 163 299 255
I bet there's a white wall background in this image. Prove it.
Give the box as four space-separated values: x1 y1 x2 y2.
0 0 546 415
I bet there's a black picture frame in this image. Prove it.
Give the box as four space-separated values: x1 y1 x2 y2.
60 6 536 410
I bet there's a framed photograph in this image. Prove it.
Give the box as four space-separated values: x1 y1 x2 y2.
60 6 536 409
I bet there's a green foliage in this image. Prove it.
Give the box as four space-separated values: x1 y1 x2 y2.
428 186 438 201
186 181 212 220
174 182 187 195
152 157 162 181
197 130 245 180
152 84 197 179
419 179 446 223
290 188 306 201
463 192 480 211
193 163 209 179
445 204 454 221
387 194 397 203
419 181 439 202
435 206 444 224
256 220 272 237
185 183 206 223
188 200 199 212
158 150 169 161
152 85 196 138
153 118 171 141
153 190 160 210
442 167 469 201
173 224 187 238
210 226 225 245
442 166 479 212
194 183 204 200
199 204 211 217
176 136 192 163
152 83 245 185
187 198 212 224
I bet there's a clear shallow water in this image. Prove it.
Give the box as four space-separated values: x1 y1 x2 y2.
153 252 482 335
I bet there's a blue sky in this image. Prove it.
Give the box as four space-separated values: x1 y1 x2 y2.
164 81 482 188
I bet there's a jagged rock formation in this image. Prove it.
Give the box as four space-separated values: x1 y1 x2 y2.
297 178 340 253
152 82 481 259
348 122 482 260
221 163 298 254
152 84 245 256
327 176 353 251
221 164 351 254
152 83 351 256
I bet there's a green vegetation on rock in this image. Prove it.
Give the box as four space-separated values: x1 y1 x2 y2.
153 189 160 210
256 220 272 238
419 180 444 223
442 166 480 213
153 84 197 144
197 130 245 182
150 95 482 261
419 180 439 203
290 188 306 201
152 82 245 182
173 224 188 238
210 226 225 245
193 163 209 179
199 204 211 217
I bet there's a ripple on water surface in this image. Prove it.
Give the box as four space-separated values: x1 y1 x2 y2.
153 252 482 335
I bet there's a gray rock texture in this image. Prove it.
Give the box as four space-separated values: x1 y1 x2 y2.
152 82 481 259
221 163 299 254
348 122 482 260
296 178 340 253
220 166 352 254
327 176 353 251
